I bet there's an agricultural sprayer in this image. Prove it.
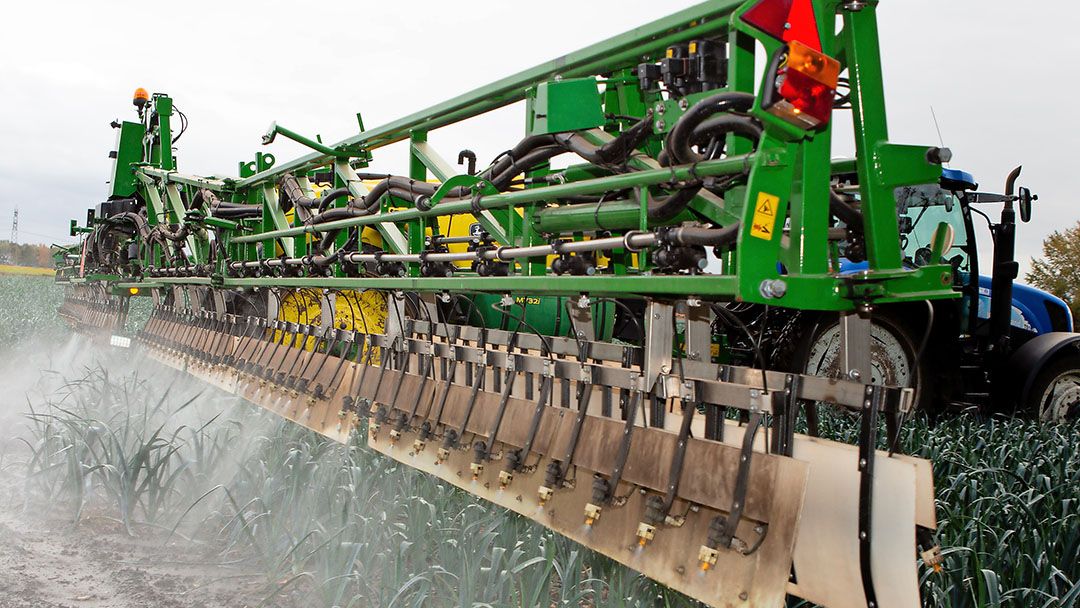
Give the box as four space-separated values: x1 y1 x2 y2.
52 0 1080 606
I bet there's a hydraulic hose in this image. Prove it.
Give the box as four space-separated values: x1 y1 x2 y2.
645 186 704 223
686 114 763 161
193 188 263 219
280 175 350 212
660 223 740 248
829 190 862 227
665 92 756 165
343 114 655 215
317 187 351 213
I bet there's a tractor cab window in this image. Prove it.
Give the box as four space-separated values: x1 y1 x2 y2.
895 184 970 272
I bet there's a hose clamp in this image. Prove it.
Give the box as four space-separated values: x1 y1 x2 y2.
622 230 649 252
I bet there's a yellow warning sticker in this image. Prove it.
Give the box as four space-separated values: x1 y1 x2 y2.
750 192 780 240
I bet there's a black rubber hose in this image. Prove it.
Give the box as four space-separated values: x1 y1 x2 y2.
829 190 862 227
594 112 654 164
662 224 741 247
479 134 560 181
349 146 564 214
552 113 653 166
278 175 316 211
687 115 763 159
190 189 212 211
192 188 263 219
108 212 152 241
647 110 759 221
312 207 369 224
665 92 756 165
212 207 263 219
154 223 189 242
316 187 351 213
646 186 704 223
347 115 652 213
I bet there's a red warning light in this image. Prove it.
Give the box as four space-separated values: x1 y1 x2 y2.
765 40 840 129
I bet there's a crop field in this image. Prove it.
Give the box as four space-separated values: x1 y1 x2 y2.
0 264 56 277
0 274 1076 607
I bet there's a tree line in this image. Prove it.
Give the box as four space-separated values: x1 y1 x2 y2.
0 240 54 268
1027 220 1080 329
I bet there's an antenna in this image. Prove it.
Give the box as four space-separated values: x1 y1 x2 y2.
930 106 948 166
9 207 17 244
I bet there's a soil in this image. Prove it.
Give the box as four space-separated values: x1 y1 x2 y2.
0 469 288 608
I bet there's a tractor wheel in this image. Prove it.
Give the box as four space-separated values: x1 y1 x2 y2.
1028 355 1080 422
793 313 931 413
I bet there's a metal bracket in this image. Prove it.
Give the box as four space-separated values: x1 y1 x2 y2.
839 310 873 383
643 301 674 392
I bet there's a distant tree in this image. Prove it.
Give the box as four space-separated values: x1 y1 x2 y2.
1026 220 1080 328
0 240 53 268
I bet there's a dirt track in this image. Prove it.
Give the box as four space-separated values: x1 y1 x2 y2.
0 471 281 608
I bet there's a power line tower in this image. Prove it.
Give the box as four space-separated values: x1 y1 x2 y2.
9 207 17 244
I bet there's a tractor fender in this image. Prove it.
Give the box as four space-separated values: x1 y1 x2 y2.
1006 332 1080 405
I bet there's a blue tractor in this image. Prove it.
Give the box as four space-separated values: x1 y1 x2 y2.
775 166 1080 421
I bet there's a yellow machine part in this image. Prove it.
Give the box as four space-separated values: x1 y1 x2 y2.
275 289 387 362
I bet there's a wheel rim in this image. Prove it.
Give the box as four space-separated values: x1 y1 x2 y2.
1038 372 1080 422
804 323 915 393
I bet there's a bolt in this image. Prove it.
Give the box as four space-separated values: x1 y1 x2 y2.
655 119 666 131
848 369 862 381
654 102 666 115
758 279 788 299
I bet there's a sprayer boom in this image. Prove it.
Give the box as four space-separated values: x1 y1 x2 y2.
56 2 955 606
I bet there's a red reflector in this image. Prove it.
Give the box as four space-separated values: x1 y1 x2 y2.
741 0 793 41
784 0 822 51
741 0 821 51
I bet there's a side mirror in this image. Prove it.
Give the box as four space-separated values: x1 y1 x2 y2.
1018 186 1035 223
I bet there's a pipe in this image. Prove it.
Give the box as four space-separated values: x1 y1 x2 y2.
238 230 660 270
230 155 754 244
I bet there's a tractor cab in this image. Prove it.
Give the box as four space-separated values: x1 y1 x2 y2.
895 168 1072 340
823 165 1078 418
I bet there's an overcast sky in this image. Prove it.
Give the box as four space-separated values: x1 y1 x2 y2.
1 0 1076 277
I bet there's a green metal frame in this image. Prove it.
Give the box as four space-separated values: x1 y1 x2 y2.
68 0 957 312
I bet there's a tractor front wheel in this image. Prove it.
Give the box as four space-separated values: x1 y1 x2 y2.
793 313 931 414
1029 355 1080 422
